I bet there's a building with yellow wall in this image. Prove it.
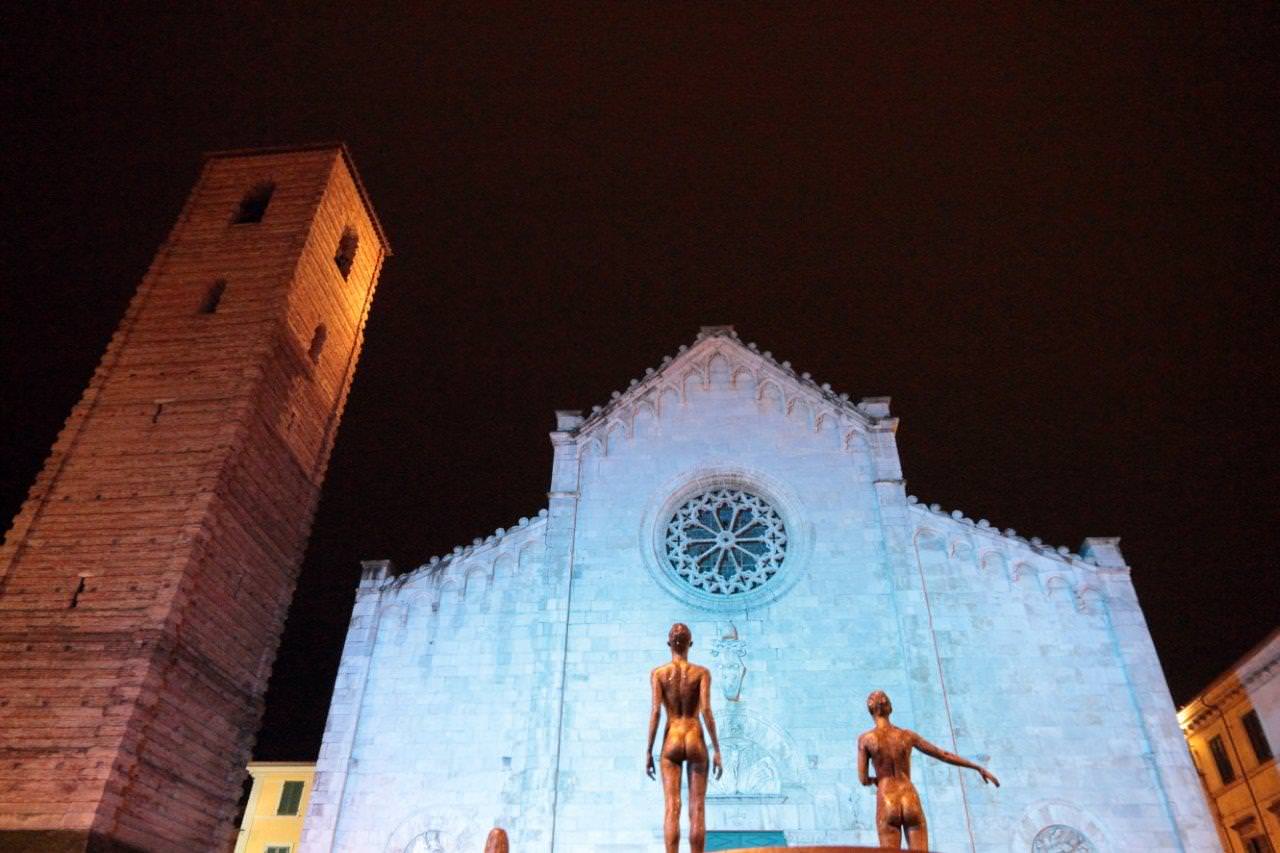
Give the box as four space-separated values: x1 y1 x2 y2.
1179 628 1280 853
234 762 315 853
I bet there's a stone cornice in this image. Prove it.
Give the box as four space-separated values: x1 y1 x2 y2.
1178 628 1280 733
905 496 1106 569
383 509 549 590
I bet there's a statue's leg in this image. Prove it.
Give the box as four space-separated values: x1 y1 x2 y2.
660 757 683 853
905 816 928 851
687 759 709 853
876 796 903 849
876 820 903 849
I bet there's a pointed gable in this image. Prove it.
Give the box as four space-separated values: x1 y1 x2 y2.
573 325 893 456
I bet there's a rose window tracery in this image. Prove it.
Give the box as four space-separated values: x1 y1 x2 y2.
1031 825 1096 853
664 489 787 595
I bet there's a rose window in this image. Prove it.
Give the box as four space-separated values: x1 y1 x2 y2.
1031 825 1096 853
664 489 787 595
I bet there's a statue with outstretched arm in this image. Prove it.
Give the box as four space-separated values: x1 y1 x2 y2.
646 623 723 853
857 690 999 850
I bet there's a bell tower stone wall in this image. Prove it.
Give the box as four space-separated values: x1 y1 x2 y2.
0 145 388 852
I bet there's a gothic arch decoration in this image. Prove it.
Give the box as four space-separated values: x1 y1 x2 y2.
1044 574 1074 604
1010 800 1110 852
979 548 1011 584
912 526 947 552
385 513 549 608
756 379 785 415
462 563 490 597
949 536 974 560
573 330 879 458
430 576 461 611
1074 584 1105 615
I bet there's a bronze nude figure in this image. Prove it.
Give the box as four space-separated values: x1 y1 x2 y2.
646 623 723 853
857 690 999 850
482 827 508 853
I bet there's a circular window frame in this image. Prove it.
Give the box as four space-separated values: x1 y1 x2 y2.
1010 800 1111 853
639 466 811 612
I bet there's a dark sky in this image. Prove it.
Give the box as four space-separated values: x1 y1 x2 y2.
3 5 1277 762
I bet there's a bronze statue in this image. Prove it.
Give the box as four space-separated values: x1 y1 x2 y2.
482 827 508 853
646 623 723 853
857 690 998 850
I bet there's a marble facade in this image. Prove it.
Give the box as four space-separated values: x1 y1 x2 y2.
301 327 1215 852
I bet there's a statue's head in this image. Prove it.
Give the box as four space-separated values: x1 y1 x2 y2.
668 622 693 652
866 690 893 718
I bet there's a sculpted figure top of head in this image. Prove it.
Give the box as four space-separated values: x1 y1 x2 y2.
866 689 892 718
667 622 692 651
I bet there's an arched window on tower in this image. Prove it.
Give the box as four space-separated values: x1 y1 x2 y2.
198 279 226 315
232 182 274 224
334 227 358 280
308 324 328 364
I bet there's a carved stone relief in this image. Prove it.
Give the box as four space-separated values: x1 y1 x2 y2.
719 733 783 798
404 831 446 853
711 623 747 702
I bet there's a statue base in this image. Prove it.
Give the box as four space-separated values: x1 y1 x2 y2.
722 848 934 852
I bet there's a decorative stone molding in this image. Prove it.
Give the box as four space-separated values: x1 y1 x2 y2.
913 507 1110 618
572 327 882 458
381 511 549 605
904 495 1096 566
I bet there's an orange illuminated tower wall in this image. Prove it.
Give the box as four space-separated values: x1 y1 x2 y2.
0 145 389 852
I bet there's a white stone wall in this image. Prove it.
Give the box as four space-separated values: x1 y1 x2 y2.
1244 633 1280 754
303 330 1218 852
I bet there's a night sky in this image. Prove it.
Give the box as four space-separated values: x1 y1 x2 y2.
3 6 1277 762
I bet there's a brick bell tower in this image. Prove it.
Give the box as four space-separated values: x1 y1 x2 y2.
0 144 389 851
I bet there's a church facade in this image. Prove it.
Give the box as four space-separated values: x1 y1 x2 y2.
300 326 1215 852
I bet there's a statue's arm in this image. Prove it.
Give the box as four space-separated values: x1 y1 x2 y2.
913 733 1000 786
857 734 873 786
645 669 662 779
699 666 723 780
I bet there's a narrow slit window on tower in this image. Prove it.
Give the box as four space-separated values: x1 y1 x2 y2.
334 227 358 279
307 324 327 364
232 182 274 224
198 279 226 314
69 577 86 609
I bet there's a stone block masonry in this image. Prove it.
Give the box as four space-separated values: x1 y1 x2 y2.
0 144 388 852
305 328 1220 852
